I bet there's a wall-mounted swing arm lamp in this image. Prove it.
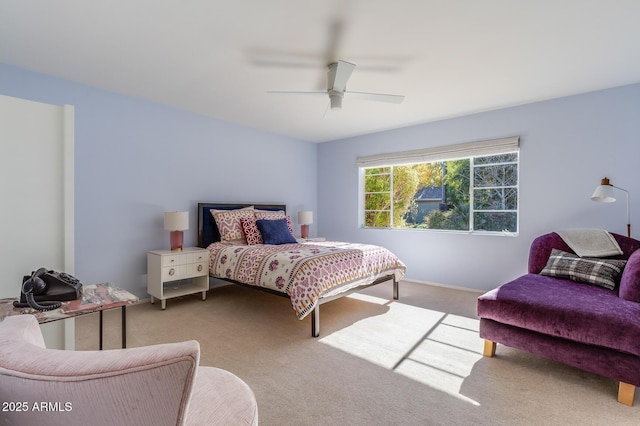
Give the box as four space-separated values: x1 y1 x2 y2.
591 177 630 237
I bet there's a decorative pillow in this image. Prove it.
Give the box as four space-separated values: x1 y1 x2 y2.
256 219 298 245
210 207 255 244
284 216 295 236
254 209 285 219
539 249 627 290
240 217 263 245
254 210 295 236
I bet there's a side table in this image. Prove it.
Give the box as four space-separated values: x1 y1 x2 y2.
0 283 138 349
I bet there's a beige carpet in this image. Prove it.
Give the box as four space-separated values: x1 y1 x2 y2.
76 281 639 425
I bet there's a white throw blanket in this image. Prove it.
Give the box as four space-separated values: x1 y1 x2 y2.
556 228 623 257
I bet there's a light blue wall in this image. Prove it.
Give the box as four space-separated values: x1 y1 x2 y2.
3 61 639 296
318 84 640 291
0 63 317 298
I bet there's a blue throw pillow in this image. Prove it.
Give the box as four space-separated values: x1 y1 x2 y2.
256 219 297 245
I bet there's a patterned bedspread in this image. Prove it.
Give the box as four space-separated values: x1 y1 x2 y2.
207 241 406 319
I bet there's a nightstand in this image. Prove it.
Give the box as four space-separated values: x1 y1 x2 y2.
147 247 209 309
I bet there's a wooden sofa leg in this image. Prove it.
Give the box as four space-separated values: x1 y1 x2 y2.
483 340 496 357
618 382 635 406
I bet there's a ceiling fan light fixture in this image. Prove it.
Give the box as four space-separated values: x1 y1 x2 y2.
329 90 343 110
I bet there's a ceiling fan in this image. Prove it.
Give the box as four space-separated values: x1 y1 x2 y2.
267 60 405 111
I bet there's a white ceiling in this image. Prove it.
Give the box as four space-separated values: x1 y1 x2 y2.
1 1 640 143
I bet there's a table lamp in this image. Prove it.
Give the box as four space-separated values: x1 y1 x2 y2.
298 211 313 239
164 211 189 251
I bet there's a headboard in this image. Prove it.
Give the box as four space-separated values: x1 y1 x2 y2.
197 202 287 248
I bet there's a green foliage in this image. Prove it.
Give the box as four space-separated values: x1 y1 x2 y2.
364 168 391 193
426 204 470 231
365 211 391 228
472 153 518 232
443 159 470 208
474 212 517 232
413 162 444 187
364 163 443 227
363 153 517 232
391 166 419 227
365 193 390 211
363 168 392 227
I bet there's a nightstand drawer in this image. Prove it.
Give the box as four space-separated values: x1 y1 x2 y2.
161 251 207 268
162 254 184 267
161 265 186 281
187 251 208 265
188 261 208 275
161 262 207 281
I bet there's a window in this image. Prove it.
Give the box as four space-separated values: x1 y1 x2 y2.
359 137 519 234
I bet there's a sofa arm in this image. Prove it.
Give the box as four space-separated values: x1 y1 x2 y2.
620 249 640 302
528 233 573 274
0 313 46 348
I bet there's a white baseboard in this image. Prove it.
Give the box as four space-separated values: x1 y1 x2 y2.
401 278 485 294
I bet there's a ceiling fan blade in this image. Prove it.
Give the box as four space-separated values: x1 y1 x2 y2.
345 91 405 104
330 60 356 92
267 91 327 96
252 60 324 69
324 18 345 65
247 48 324 68
322 101 331 119
353 64 404 72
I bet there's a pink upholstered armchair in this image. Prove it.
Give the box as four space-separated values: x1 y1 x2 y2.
0 315 258 425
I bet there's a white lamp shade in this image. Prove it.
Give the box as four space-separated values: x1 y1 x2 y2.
591 185 616 203
298 211 313 225
164 211 189 231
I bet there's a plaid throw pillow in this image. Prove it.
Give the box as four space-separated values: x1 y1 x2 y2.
539 249 627 290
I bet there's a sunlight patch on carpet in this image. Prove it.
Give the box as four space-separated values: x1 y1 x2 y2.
319 302 483 405
319 301 444 370
345 292 393 305
395 315 483 405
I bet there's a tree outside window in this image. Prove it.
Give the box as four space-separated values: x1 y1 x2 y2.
362 152 518 233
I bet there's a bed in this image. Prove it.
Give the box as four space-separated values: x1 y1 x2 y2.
197 202 406 336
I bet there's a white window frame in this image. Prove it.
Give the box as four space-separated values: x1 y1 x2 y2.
469 154 519 233
362 167 394 227
358 137 520 234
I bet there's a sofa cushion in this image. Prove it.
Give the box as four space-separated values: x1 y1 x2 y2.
539 249 627 290
477 273 640 356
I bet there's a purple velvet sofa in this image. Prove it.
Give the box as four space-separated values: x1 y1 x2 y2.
477 232 640 406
